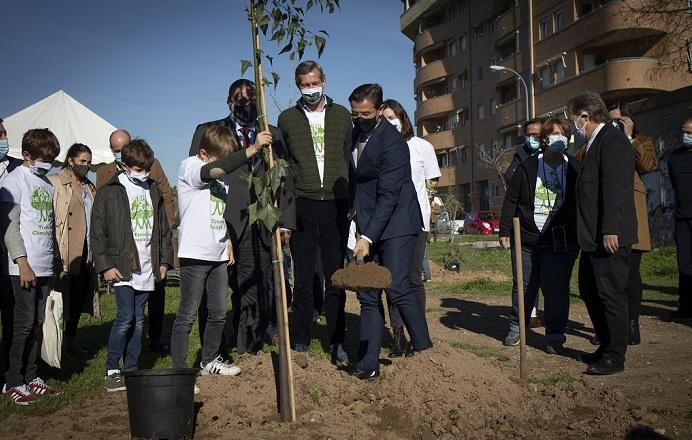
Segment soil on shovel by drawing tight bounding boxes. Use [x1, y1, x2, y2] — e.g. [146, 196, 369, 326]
[0, 344, 655, 440]
[332, 262, 392, 291]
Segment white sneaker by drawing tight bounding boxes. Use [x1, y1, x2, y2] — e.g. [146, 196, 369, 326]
[200, 356, 241, 376]
[194, 384, 200, 395]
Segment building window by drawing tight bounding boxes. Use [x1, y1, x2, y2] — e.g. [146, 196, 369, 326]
[504, 134, 514, 149]
[553, 8, 563, 31]
[460, 145, 469, 165]
[450, 148, 458, 166]
[477, 103, 485, 120]
[460, 34, 468, 51]
[555, 61, 566, 83]
[450, 76, 460, 93]
[490, 98, 497, 116]
[460, 109, 469, 126]
[438, 152, 449, 168]
[459, 71, 469, 89]
[539, 66, 550, 89]
[476, 64, 483, 81]
[539, 17, 550, 40]
[446, 38, 459, 58]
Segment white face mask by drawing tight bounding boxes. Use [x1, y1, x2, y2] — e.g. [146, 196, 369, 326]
[30, 160, 53, 177]
[127, 170, 150, 184]
[300, 86, 323, 105]
[387, 118, 402, 133]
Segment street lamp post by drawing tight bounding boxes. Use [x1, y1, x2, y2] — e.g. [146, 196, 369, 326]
[490, 65, 531, 123]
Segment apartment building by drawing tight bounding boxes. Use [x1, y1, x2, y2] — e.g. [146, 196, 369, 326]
[401, 0, 690, 212]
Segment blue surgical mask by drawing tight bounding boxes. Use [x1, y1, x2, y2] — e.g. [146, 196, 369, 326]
[683, 133, 692, 146]
[31, 160, 52, 177]
[525, 136, 540, 151]
[113, 151, 122, 164]
[571, 118, 587, 143]
[547, 134, 568, 153]
[0, 139, 9, 159]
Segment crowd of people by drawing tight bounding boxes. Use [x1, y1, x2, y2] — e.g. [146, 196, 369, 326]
[499, 95, 692, 375]
[0, 59, 690, 407]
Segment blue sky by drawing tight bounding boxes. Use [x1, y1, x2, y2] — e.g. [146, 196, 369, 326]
[0, 0, 416, 180]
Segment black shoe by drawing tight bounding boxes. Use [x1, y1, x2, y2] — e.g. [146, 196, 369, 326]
[586, 357, 624, 375]
[545, 343, 564, 355]
[671, 309, 692, 319]
[589, 335, 600, 346]
[351, 367, 379, 381]
[388, 328, 408, 358]
[629, 321, 641, 345]
[578, 349, 603, 364]
[150, 341, 170, 356]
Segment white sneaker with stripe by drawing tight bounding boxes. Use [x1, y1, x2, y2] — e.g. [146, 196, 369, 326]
[200, 356, 241, 376]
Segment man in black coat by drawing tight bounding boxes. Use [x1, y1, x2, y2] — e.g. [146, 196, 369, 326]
[189, 79, 295, 354]
[568, 91, 637, 375]
[349, 84, 432, 380]
[0, 118, 24, 384]
[503, 117, 544, 184]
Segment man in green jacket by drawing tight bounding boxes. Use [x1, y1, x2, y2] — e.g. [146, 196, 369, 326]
[278, 60, 352, 362]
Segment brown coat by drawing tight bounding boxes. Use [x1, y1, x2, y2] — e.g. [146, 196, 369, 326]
[48, 169, 100, 317]
[95, 159, 176, 228]
[631, 136, 657, 251]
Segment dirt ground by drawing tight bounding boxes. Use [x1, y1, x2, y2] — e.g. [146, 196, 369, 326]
[2, 273, 691, 440]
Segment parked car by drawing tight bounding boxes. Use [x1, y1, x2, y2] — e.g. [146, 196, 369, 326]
[436, 211, 466, 235]
[464, 211, 500, 235]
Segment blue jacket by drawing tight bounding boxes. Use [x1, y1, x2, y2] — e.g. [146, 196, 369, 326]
[350, 121, 422, 243]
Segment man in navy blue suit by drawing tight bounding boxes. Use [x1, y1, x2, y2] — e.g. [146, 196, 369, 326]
[348, 84, 433, 380]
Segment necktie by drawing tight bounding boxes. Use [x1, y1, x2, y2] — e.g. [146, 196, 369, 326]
[240, 127, 251, 149]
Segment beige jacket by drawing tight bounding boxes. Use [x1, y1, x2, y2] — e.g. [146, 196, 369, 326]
[49, 169, 100, 317]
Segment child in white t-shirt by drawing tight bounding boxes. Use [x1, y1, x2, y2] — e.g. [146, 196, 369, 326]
[91, 139, 173, 392]
[0, 128, 62, 405]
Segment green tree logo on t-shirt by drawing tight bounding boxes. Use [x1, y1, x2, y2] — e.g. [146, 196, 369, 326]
[209, 181, 226, 216]
[130, 196, 154, 230]
[31, 187, 53, 222]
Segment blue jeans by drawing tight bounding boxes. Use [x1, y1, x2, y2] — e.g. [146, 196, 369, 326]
[106, 285, 150, 373]
[508, 246, 578, 344]
[421, 248, 432, 279]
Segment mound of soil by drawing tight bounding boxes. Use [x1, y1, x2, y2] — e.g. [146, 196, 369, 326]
[4, 344, 652, 440]
[332, 262, 392, 291]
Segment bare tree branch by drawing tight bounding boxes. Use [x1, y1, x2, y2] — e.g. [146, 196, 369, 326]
[476, 144, 513, 191]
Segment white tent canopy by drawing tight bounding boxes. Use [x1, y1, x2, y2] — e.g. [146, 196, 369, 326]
[3, 90, 116, 165]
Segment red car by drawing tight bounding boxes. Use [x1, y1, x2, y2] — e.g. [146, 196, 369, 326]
[464, 211, 501, 235]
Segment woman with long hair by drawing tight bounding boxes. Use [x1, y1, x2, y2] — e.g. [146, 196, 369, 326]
[380, 98, 441, 356]
[49, 143, 98, 354]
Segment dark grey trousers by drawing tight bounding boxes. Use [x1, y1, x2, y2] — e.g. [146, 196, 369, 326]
[171, 259, 228, 368]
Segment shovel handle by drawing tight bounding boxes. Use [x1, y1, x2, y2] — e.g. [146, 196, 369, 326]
[356, 250, 364, 265]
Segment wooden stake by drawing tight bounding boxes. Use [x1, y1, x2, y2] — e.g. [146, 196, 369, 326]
[513, 217, 527, 382]
[250, 7, 296, 422]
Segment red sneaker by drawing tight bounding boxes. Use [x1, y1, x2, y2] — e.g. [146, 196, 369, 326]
[27, 377, 61, 396]
[3, 384, 39, 406]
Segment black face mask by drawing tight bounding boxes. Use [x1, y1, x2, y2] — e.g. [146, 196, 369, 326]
[353, 116, 377, 135]
[72, 164, 90, 180]
[232, 104, 258, 126]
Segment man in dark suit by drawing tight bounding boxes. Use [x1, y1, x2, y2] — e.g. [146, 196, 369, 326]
[348, 84, 433, 380]
[189, 79, 295, 354]
[0, 118, 24, 383]
[568, 91, 637, 375]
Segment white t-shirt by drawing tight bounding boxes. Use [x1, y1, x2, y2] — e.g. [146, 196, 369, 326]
[304, 107, 326, 186]
[177, 156, 229, 262]
[0, 166, 55, 277]
[408, 136, 441, 232]
[533, 154, 567, 232]
[114, 174, 155, 291]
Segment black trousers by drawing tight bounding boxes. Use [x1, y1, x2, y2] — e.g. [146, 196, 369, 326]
[65, 259, 92, 338]
[291, 198, 349, 348]
[230, 223, 271, 353]
[0, 274, 14, 384]
[388, 231, 427, 330]
[625, 250, 643, 323]
[147, 279, 167, 345]
[579, 247, 631, 365]
[675, 218, 692, 312]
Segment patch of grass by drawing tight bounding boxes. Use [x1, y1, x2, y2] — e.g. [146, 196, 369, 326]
[433, 278, 513, 297]
[427, 241, 511, 276]
[528, 371, 582, 391]
[449, 341, 509, 362]
[308, 384, 325, 407]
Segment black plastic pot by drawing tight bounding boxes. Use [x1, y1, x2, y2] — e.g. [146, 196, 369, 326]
[124, 368, 198, 440]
